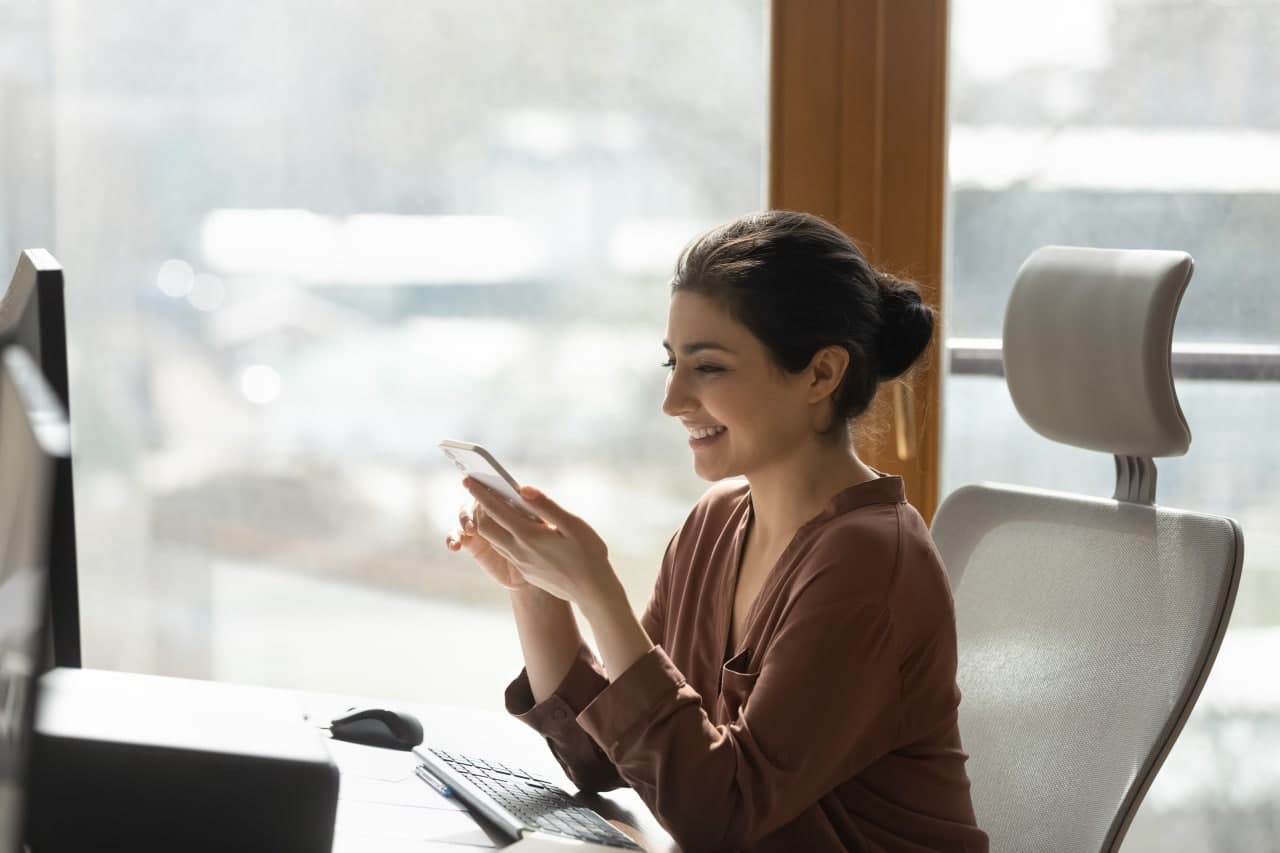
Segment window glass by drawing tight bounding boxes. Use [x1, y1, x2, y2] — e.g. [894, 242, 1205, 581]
[0, 0, 766, 706]
[949, 0, 1280, 344]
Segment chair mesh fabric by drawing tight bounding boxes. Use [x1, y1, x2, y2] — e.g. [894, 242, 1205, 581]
[933, 484, 1241, 853]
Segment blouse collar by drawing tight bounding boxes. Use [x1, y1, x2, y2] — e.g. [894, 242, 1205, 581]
[740, 470, 907, 531]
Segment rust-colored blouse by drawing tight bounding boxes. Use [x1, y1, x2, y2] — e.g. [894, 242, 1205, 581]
[505, 475, 988, 852]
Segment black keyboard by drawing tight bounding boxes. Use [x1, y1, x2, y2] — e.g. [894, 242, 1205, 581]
[415, 746, 642, 850]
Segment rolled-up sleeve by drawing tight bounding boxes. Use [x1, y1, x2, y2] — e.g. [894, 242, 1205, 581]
[505, 538, 673, 792]
[576, 590, 901, 852]
[505, 642, 627, 792]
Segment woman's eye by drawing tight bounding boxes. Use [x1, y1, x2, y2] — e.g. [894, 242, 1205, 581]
[662, 358, 724, 375]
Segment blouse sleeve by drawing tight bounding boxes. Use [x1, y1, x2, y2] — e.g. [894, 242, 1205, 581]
[575, 567, 904, 852]
[503, 533, 674, 792]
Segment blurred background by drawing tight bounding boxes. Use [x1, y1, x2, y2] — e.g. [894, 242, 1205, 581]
[0, 1, 1276, 849]
[945, 3, 1280, 849]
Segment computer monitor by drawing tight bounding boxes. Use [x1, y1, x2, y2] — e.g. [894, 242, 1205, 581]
[0, 346, 68, 851]
[0, 252, 78, 667]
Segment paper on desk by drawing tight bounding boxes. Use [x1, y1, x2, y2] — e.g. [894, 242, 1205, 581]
[507, 833, 629, 851]
[341, 774, 469, 811]
[334, 800, 498, 847]
[327, 738, 421, 782]
[326, 739, 467, 811]
[331, 834, 498, 853]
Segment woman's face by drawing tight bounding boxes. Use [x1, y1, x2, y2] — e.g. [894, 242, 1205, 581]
[662, 290, 815, 482]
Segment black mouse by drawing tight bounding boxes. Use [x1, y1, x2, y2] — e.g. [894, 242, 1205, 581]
[328, 708, 424, 751]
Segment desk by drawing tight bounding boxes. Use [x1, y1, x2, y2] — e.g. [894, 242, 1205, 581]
[33, 669, 676, 852]
[301, 686, 678, 852]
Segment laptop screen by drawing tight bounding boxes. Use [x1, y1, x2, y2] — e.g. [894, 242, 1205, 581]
[0, 346, 67, 852]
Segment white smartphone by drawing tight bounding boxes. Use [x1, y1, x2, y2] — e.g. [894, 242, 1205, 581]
[438, 439, 542, 520]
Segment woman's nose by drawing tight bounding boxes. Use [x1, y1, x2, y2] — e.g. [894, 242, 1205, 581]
[662, 373, 693, 418]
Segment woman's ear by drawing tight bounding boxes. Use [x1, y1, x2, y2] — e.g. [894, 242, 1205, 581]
[806, 345, 850, 405]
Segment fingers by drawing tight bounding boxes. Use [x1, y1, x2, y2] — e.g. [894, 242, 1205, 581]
[516, 485, 575, 532]
[445, 519, 511, 563]
[447, 500, 480, 551]
[464, 478, 542, 539]
[445, 523, 475, 552]
[457, 500, 477, 535]
[485, 537, 521, 572]
[446, 511, 488, 551]
[472, 502, 518, 553]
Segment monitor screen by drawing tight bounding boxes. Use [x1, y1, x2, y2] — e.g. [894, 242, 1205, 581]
[0, 252, 78, 668]
[0, 346, 67, 852]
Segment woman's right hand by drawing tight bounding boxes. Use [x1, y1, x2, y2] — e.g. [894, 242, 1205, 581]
[445, 501, 528, 590]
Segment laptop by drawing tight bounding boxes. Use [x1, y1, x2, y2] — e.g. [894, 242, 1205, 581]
[0, 345, 68, 852]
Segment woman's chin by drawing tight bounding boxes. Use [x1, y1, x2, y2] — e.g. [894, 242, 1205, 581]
[693, 457, 740, 482]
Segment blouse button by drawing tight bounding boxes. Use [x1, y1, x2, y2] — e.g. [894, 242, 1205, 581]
[552, 708, 568, 722]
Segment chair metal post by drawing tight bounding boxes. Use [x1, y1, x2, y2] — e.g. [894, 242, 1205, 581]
[1113, 455, 1158, 505]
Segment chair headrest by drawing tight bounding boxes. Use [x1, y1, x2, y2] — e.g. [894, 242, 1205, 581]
[1003, 246, 1192, 458]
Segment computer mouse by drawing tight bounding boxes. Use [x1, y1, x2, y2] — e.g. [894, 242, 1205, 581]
[328, 707, 424, 751]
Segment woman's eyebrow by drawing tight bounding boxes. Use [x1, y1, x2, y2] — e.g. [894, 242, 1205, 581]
[661, 340, 736, 355]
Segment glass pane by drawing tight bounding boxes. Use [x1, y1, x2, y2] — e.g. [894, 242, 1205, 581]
[1, 0, 766, 706]
[948, 0, 1280, 343]
[948, 2, 1280, 845]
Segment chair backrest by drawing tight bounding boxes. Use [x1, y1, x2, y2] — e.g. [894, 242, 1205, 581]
[932, 246, 1243, 853]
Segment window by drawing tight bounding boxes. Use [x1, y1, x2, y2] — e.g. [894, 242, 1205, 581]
[947, 1, 1280, 847]
[1, 1, 766, 706]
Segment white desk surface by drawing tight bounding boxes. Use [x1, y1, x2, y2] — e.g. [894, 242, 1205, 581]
[299, 687, 678, 853]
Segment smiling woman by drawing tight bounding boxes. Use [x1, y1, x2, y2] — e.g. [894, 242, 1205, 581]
[446, 211, 988, 852]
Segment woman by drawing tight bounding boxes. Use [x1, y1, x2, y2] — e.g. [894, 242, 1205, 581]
[445, 211, 987, 852]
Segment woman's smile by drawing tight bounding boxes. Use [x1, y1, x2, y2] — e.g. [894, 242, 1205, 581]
[685, 423, 728, 448]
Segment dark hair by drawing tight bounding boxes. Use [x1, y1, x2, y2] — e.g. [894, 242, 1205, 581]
[670, 210, 934, 437]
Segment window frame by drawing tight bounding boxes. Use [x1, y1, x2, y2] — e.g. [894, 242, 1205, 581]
[769, 0, 950, 520]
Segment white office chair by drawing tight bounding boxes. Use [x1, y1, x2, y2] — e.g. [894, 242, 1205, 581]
[932, 246, 1244, 853]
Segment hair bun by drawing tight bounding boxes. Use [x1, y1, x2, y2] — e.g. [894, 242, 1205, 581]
[875, 272, 934, 379]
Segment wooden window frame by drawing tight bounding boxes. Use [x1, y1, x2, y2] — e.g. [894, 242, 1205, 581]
[769, 0, 948, 521]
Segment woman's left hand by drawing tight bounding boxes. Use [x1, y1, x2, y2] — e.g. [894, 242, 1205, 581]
[462, 478, 621, 609]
